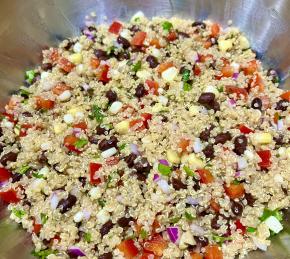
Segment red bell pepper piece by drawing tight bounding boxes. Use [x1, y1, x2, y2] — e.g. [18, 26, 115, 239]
[109, 21, 123, 34]
[89, 163, 102, 185]
[235, 219, 246, 235]
[239, 124, 254, 134]
[0, 167, 12, 183]
[131, 31, 147, 46]
[0, 189, 20, 203]
[143, 234, 167, 257]
[196, 169, 214, 184]
[117, 239, 139, 259]
[257, 150, 271, 169]
[146, 80, 159, 95]
[58, 58, 75, 73]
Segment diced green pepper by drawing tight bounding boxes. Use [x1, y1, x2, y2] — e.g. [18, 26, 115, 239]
[41, 213, 48, 225]
[17, 165, 31, 175]
[182, 69, 190, 82]
[158, 163, 172, 176]
[183, 166, 195, 177]
[140, 229, 148, 239]
[184, 211, 195, 221]
[246, 227, 256, 233]
[162, 21, 173, 31]
[74, 138, 88, 149]
[25, 70, 35, 84]
[84, 232, 92, 243]
[12, 208, 25, 219]
[183, 82, 193, 91]
[32, 172, 45, 179]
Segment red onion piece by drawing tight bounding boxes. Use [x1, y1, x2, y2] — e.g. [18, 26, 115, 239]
[228, 98, 236, 107]
[167, 226, 180, 243]
[157, 179, 171, 193]
[68, 247, 86, 257]
[158, 159, 169, 166]
[233, 72, 239, 80]
[190, 224, 205, 235]
[153, 174, 161, 182]
[50, 192, 59, 210]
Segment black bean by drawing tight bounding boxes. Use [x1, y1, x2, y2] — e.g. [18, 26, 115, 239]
[282, 187, 288, 195]
[0, 143, 3, 154]
[231, 201, 243, 217]
[117, 51, 130, 61]
[124, 153, 138, 168]
[117, 216, 134, 228]
[0, 152, 18, 166]
[198, 92, 218, 110]
[88, 135, 99, 144]
[161, 115, 168, 122]
[99, 252, 113, 259]
[213, 100, 220, 112]
[203, 144, 215, 159]
[133, 157, 152, 174]
[41, 63, 53, 71]
[199, 125, 214, 141]
[129, 25, 140, 32]
[251, 98, 262, 110]
[57, 194, 77, 213]
[215, 132, 232, 145]
[22, 112, 33, 117]
[274, 135, 284, 147]
[98, 136, 118, 151]
[179, 66, 187, 74]
[105, 90, 118, 103]
[11, 173, 22, 183]
[117, 36, 130, 49]
[100, 220, 114, 237]
[134, 83, 147, 98]
[96, 125, 107, 135]
[211, 215, 221, 229]
[244, 193, 255, 207]
[178, 31, 190, 38]
[233, 135, 248, 155]
[275, 100, 288, 111]
[94, 49, 109, 60]
[171, 178, 187, 190]
[64, 41, 73, 50]
[78, 177, 87, 187]
[193, 181, 201, 191]
[192, 21, 206, 29]
[194, 236, 209, 247]
[0, 128, 2, 138]
[146, 55, 159, 68]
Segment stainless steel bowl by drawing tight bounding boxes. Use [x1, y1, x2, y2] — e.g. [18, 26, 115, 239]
[0, 0, 289, 258]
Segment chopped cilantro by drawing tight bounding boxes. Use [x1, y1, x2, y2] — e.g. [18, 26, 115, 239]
[98, 199, 106, 208]
[182, 69, 191, 82]
[212, 234, 232, 244]
[246, 227, 256, 233]
[17, 164, 31, 175]
[183, 82, 193, 91]
[232, 179, 240, 185]
[140, 229, 148, 239]
[31, 249, 57, 259]
[12, 208, 25, 219]
[184, 211, 195, 221]
[169, 216, 181, 224]
[217, 86, 224, 93]
[118, 143, 127, 151]
[32, 172, 44, 179]
[90, 105, 105, 123]
[132, 60, 142, 72]
[183, 166, 195, 177]
[162, 21, 173, 31]
[158, 163, 172, 176]
[84, 232, 92, 243]
[74, 138, 88, 149]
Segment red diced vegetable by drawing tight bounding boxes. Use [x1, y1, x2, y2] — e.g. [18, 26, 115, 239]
[108, 21, 123, 34]
[33, 222, 42, 235]
[0, 167, 12, 183]
[35, 97, 55, 110]
[58, 58, 75, 73]
[239, 124, 254, 134]
[90, 58, 100, 69]
[105, 156, 120, 166]
[178, 138, 190, 153]
[242, 60, 258, 75]
[117, 239, 139, 259]
[221, 65, 234, 77]
[280, 91, 290, 101]
[225, 85, 248, 99]
[204, 245, 223, 259]
[52, 83, 71, 95]
[73, 122, 87, 131]
[0, 189, 20, 203]
[143, 234, 168, 256]
[98, 64, 110, 83]
[210, 199, 221, 213]
[141, 113, 152, 129]
[235, 219, 246, 235]
[19, 123, 33, 137]
[63, 135, 81, 154]
[190, 252, 203, 259]
[150, 38, 162, 49]
[167, 31, 177, 41]
[89, 163, 102, 185]
[211, 23, 220, 37]
[130, 119, 146, 131]
[146, 80, 159, 95]
[224, 183, 245, 199]
[131, 31, 147, 46]
[193, 64, 201, 76]
[249, 73, 264, 92]
[257, 150, 271, 169]
[197, 169, 214, 184]
[2, 112, 17, 123]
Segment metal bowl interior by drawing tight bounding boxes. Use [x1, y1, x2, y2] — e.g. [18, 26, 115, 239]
[0, 0, 289, 258]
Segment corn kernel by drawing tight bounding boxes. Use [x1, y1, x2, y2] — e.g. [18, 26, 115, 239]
[218, 39, 233, 52]
[179, 231, 195, 249]
[252, 132, 273, 145]
[53, 122, 66, 134]
[68, 107, 82, 116]
[166, 149, 181, 164]
[68, 53, 83, 64]
[114, 121, 129, 134]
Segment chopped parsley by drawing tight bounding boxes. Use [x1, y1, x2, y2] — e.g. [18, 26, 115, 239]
[12, 208, 25, 219]
[246, 227, 256, 233]
[132, 60, 142, 72]
[217, 86, 224, 93]
[90, 105, 105, 123]
[140, 229, 148, 239]
[184, 211, 195, 221]
[118, 143, 127, 151]
[32, 172, 45, 179]
[19, 88, 31, 99]
[25, 70, 35, 84]
[84, 232, 92, 243]
[169, 216, 181, 224]
[17, 164, 31, 175]
[212, 234, 232, 244]
[183, 166, 195, 177]
[158, 163, 172, 176]
[182, 69, 191, 82]
[98, 199, 106, 208]
[31, 249, 57, 259]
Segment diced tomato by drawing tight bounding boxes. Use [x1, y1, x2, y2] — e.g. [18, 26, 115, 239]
[274, 112, 280, 124]
[131, 31, 147, 46]
[224, 183, 245, 199]
[150, 38, 162, 49]
[199, 54, 213, 63]
[141, 113, 152, 129]
[106, 156, 120, 166]
[257, 150, 271, 169]
[204, 245, 223, 259]
[157, 62, 174, 74]
[19, 123, 34, 137]
[141, 251, 160, 259]
[90, 57, 100, 69]
[225, 85, 248, 99]
[190, 252, 203, 259]
[234, 219, 246, 235]
[204, 40, 212, 49]
[33, 222, 42, 235]
[49, 48, 59, 63]
[242, 60, 258, 76]
[210, 199, 221, 213]
[221, 65, 234, 77]
[193, 64, 201, 76]
[239, 124, 254, 134]
[121, 104, 137, 118]
[52, 83, 71, 95]
[108, 21, 122, 34]
[167, 31, 177, 41]
[2, 112, 17, 123]
[220, 57, 230, 66]
[117, 239, 139, 259]
[249, 73, 264, 91]
[0, 189, 20, 203]
[63, 135, 81, 154]
[280, 91, 290, 101]
[58, 58, 75, 73]
[197, 169, 214, 184]
[73, 121, 87, 131]
[143, 234, 168, 257]
[146, 80, 159, 95]
[130, 119, 146, 131]
[89, 162, 102, 185]
[35, 97, 55, 110]
[152, 219, 161, 234]
[0, 167, 12, 183]
[98, 64, 110, 83]
[178, 138, 190, 153]
[211, 23, 220, 37]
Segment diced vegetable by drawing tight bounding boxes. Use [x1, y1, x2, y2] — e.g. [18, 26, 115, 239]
[249, 74, 264, 91]
[35, 97, 55, 110]
[183, 82, 193, 91]
[0, 167, 12, 183]
[131, 31, 147, 46]
[17, 164, 31, 174]
[178, 138, 190, 152]
[167, 226, 179, 243]
[25, 70, 36, 84]
[158, 163, 172, 176]
[157, 62, 174, 74]
[259, 208, 283, 222]
[109, 21, 122, 34]
[242, 60, 258, 75]
[190, 252, 203, 259]
[68, 53, 83, 64]
[68, 247, 86, 257]
[31, 249, 57, 259]
[143, 234, 167, 256]
[196, 169, 214, 184]
[90, 105, 105, 123]
[239, 124, 254, 134]
[280, 91, 290, 101]
[33, 221, 42, 234]
[211, 23, 220, 37]
[210, 199, 220, 213]
[166, 31, 177, 42]
[224, 182, 245, 199]
[146, 80, 159, 95]
[58, 58, 75, 73]
[204, 245, 223, 259]
[252, 133, 272, 145]
[235, 219, 246, 235]
[0, 189, 20, 203]
[41, 213, 48, 224]
[74, 138, 88, 149]
[84, 232, 92, 243]
[117, 239, 139, 259]
[90, 57, 100, 69]
[115, 120, 130, 134]
[247, 227, 256, 233]
[166, 149, 181, 164]
[98, 64, 110, 83]
[12, 208, 25, 219]
[184, 211, 195, 221]
[218, 39, 233, 52]
[225, 85, 248, 99]
[89, 163, 102, 185]
[221, 65, 234, 77]
[150, 38, 162, 49]
[132, 60, 142, 72]
[162, 67, 178, 82]
[257, 150, 271, 169]
[183, 166, 195, 177]
[264, 216, 283, 234]
[52, 83, 71, 95]
[140, 229, 149, 239]
[162, 21, 173, 31]
[183, 154, 205, 169]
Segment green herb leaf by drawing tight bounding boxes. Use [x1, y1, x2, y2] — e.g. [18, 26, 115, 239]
[259, 208, 283, 222]
[19, 89, 31, 99]
[32, 172, 45, 179]
[169, 216, 181, 224]
[184, 211, 195, 221]
[17, 165, 31, 175]
[31, 249, 57, 259]
[162, 21, 173, 31]
[134, 17, 141, 22]
[40, 213, 48, 225]
[12, 208, 25, 219]
[84, 232, 92, 243]
[183, 82, 193, 91]
[217, 86, 224, 93]
[182, 69, 190, 82]
[140, 229, 148, 239]
[246, 227, 256, 233]
[105, 175, 113, 189]
[183, 166, 195, 177]
[212, 234, 232, 244]
[118, 143, 127, 151]
[158, 163, 172, 176]
[74, 138, 88, 149]
[232, 179, 240, 185]
[132, 60, 142, 72]
[98, 199, 106, 208]
[25, 70, 35, 84]
[107, 46, 117, 55]
[90, 105, 105, 123]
